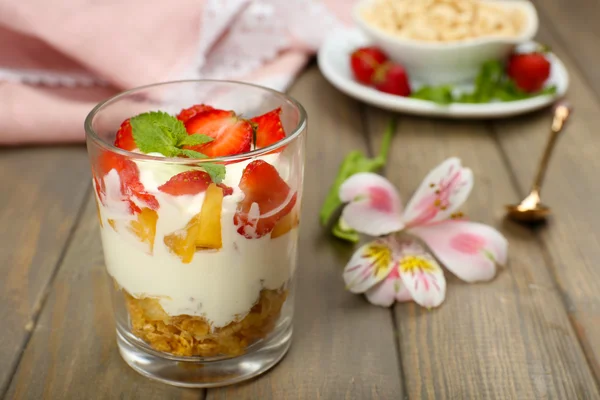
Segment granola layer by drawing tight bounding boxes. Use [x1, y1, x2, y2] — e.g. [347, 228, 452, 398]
[125, 288, 287, 357]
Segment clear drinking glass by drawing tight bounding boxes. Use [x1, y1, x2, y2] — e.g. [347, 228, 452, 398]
[85, 81, 306, 387]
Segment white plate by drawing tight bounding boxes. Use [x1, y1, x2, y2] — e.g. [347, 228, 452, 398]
[317, 28, 569, 119]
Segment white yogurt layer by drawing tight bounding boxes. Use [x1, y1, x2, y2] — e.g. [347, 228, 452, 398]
[96, 154, 299, 328]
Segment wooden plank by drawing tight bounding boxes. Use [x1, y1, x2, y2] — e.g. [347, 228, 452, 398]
[492, 23, 600, 382]
[5, 196, 203, 400]
[206, 67, 404, 399]
[365, 109, 600, 399]
[0, 146, 90, 395]
[532, 0, 600, 98]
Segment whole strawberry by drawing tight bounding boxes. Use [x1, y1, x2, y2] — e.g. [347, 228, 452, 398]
[373, 62, 412, 96]
[350, 46, 388, 84]
[507, 52, 551, 93]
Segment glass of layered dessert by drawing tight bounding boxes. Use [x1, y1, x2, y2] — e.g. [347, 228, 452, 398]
[84, 81, 306, 387]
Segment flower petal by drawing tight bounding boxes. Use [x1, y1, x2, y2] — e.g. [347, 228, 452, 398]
[410, 220, 508, 282]
[397, 240, 446, 308]
[339, 172, 404, 236]
[343, 236, 400, 293]
[403, 158, 473, 227]
[364, 267, 412, 306]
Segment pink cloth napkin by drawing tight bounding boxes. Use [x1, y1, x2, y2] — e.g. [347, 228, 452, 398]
[0, 0, 352, 145]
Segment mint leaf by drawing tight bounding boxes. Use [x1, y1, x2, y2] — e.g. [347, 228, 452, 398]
[456, 60, 504, 104]
[129, 110, 229, 183]
[411, 85, 454, 105]
[176, 149, 208, 159]
[130, 111, 188, 154]
[178, 134, 214, 147]
[201, 163, 226, 184]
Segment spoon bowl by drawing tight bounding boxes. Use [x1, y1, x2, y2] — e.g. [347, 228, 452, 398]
[505, 102, 571, 224]
[505, 203, 551, 222]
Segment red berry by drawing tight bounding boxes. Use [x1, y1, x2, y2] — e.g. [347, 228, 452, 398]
[234, 160, 297, 239]
[158, 170, 233, 196]
[507, 53, 551, 93]
[176, 104, 215, 123]
[373, 62, 411, 96]
[95, 151, 159, 213]
[113, 119, 136, 151]
[184, 109, 252, 157]
[350, 47, 388, 84]
[250, 107, 286, 149]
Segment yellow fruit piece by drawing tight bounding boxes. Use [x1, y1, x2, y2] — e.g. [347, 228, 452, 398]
[164, 184, 224, 263]
[164, 216, 201, 264]
[128, 208, 158, 253]
[271, 208, 300, 238]
[195, 184, 223, 249]
[108, 219, 117, 231]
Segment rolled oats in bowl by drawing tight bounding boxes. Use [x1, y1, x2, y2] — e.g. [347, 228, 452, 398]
[361, 0, 527, 42]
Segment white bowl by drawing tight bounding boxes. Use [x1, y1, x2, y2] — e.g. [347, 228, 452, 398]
[353, 0, 539, 85]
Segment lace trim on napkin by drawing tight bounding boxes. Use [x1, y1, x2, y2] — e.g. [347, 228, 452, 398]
[0, 67, 108, 87]
[186, 0, 343, 89]
[190, 0, 290, 81]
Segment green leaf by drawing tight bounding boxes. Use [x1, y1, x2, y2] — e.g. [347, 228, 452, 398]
[178, 133, 214, 147]
[471, 60, 504, 103]
[176, 148, 208, 159]
[332, 218, 360, 243]
[130, 111, 189, 155]
[373, 119, 396, 166]
[318, 119, 396, 227]
[319, 151, 363, 226]
[410, 85, 454, 105]
[127, 110, 228, 184]
[201, 163, 226, 184]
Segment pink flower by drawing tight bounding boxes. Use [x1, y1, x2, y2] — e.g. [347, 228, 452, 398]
[340, 158, 508, 308]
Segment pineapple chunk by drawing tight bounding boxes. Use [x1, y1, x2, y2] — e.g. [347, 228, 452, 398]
[128, 208, 158, 253]
[271, 208, 300, 238]
[195, 183, 224, 249]
[164, 215, 201, 264]
[164, 183, 224, 263]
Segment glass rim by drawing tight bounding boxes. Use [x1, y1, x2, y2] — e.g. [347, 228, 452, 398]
[84, 79, 308, 164]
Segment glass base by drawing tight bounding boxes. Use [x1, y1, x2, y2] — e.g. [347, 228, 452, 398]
[116, 320, 292, 388]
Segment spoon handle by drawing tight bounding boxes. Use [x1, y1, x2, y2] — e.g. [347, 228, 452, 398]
[531, 104, 571, 192]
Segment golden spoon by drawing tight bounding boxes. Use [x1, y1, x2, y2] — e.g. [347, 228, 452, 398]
[506, 102, 572, 223]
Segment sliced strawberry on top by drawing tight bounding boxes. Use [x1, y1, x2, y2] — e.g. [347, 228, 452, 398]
[95, 151, 159, 213]
[158, 170, 233, 196]
[234, 160, 297, 239]
[113, 119, 136, 151]
[184, 109, 252, 157]
[176, 104, 215, 123]
[250, 107, 286, 149]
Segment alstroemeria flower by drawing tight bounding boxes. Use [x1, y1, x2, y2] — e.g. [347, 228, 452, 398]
[340, 157, 508, 308]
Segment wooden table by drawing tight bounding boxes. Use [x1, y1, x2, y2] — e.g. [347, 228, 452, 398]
[2, 6, 600, 399]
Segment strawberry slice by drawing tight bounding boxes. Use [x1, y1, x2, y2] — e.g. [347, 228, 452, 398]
[184, 109, 252, 157]
[234, 160, 297, 238]
[158, 170, 233, 196]
[176, 104, 215, 123]
[113, 119, 136, 151]
[250, 108, 286, 149]
[95, 151, 159, 213]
